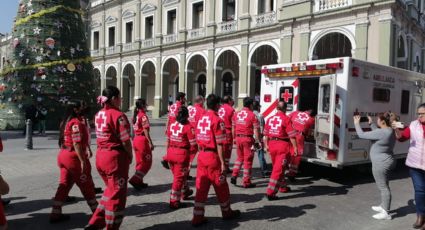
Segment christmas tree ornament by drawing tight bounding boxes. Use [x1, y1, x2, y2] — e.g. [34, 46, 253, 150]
[67, 63, 76, 72]
[18, 104, 23, 109]
[33, 27, 41, 35]
[35, 56, 43, 62]
[19, 4, 26, 13]
[13, 38, 20, 48]
[45, 37, 55, 49]
[27, 9, 34, 15]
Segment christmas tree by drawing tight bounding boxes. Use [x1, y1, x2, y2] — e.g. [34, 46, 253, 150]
[0, 0, 99, 130]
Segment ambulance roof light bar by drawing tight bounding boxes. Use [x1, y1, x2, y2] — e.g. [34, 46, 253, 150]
[261, 61, 343, 77]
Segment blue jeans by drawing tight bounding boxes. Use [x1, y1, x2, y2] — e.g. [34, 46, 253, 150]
[256, 149, 268, 173]
[410, 167, 425, 215]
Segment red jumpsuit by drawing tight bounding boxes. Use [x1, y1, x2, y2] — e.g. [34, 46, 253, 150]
[188, 103, 205, 165]
[88, 105, 131, 230]
[218, 103, 235, 169]
[129, 110, 152, 186]
[0, 201, 4, 227]
[166, 121, 197, 207]
[193, 110, 235, 224]
[288, 111, 315, 177]
[264, 111, 296, 197]
[231, 108, 259, 187]
[167, 100, 183, 129]
[51, 117, 97, 218]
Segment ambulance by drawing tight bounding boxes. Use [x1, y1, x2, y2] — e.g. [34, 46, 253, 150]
[260, 57, 425, 168]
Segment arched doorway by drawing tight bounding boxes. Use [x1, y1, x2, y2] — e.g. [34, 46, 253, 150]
[222, 71, 234, 97]
[106, 66, 117, 87]
[312, 32, 352, 60]
[122, 64, 135, 112]
[187, 55, 207, 102]
[162, 58, 179, 114]
[216, 50, 239, 102]
[141, 61, 156, 110]
[250, 45, 278, 99]
[93, 68, 101, 96]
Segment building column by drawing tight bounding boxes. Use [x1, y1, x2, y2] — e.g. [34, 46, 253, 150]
[354, 21, 369, 60]
[378, 16, 394, 66]
[153, 56, 162, 118]
[134, 60, 141, 99]
[299, 31, 310, 61]
[179, 0, 187, 42]
[206, 49, 215, 95]
[280, 31, 293, 63]
[239, 0, 250, 30]
[179, 53, 187, 94]
[117, 62, 123, 96]
[101, 12, 106, 56]
[155, 0, 163, 46]
[135, 2, 142, 42]
[238, 43, 249, 108]
[206, 0, 216, 36]
[117, 5, 123, 51]
[100, 64, 106, 90]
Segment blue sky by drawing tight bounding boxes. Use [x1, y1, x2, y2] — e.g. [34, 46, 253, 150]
[0, 1, 19, 35]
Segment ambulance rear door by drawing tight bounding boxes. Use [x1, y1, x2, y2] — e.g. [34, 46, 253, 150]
[315, 74, 337, 150]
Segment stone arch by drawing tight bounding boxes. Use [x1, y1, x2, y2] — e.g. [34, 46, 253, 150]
[249, 44, 279, 99]
[105, 66, 117, 87]
[215, 50, 239, 102]
[187, 54, 207, 103]
[309, 28, 356, 60]
[141, 60, 156, 110]
[122, 63, 135, 112]
[195, 72, 207, 99]
[221, 69, 236, 99]
[162, 57, 180, 115]
[93, 68, 102, 96]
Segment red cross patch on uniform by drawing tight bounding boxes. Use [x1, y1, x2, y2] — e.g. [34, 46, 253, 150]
[72, 124, 79, 133]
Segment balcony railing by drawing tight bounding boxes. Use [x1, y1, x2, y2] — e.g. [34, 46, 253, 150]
[123, 42, 138, 52]
[141, 39, 154, 48]
[163, 34, 177, 44]
[106, 46, 117, 55]
[252, 11, 277, 28]
[90, 50, 100, 57]
[217, 20, 237, 34]
[91, 0, 103, 7]
[187, 28, 205, 40]
[315, 0, 352, 12]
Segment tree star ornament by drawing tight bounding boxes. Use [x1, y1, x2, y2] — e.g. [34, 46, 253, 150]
[35, 56, 43, 62]
[33, 27, 41, 35]
[27, 9, 34, 15]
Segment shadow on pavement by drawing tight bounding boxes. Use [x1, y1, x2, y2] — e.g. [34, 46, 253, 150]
[128, 183, 172, 196]
[7, 212, 90, 230]
[391, 199, 416, 219]
[126, 202, 179, 217]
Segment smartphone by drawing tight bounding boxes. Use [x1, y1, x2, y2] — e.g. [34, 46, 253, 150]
[359, 117, 369, 122]
[394, 121, 404, 129]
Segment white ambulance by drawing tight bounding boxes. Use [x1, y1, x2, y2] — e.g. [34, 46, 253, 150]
[260, 57, 425, 168]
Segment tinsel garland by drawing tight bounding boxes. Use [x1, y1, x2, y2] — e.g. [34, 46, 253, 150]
[0, 57, 92, 75]
[15, 5, 83, 26]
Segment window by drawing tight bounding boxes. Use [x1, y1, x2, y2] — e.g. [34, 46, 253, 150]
[145, 16, 154, 39]
[222, 72, 233, 97]
[108, 27, 115, 47]
[401, 90, 410, 114]
[258, 0, 274, 14]
[192, 2, 204, 29]
[197, 74, 206, 98]
[321, 84, 331, 113]
[373, 88, 391, 103]
[125, 22, 133, 43]
[222, 0, 235, 21]
[93, 31, 99, 50]
[397, 35, 407, 69]
[167, 10, 177, 34]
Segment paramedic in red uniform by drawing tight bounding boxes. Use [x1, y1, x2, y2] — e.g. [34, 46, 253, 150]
[218, 95, 235, 172]
[230, 97, 260, 188]
[86, 86, 133, 230]
[288, 109, 315, 181]
[0, 135, 9, 230]
[187, 96, 205, 178]
[162, 92, 187, 168]
[263, 101, 298, 200]
[129, 99, 154, 190]
[192, 94, 240, 227]
[50, 100, 98, 223]
[166, 106, 196, 209]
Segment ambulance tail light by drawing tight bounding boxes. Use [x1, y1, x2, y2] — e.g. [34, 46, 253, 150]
[326, 63, 343, 69]
[264, 94, 272, 102]
[352, 67, 359, 77]
[326, 150, 337, 161]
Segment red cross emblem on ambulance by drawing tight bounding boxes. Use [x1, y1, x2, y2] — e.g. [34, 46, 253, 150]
[170, 122, 183, 136]
[269, 117, 282, 130]
[237, 110, 248, 121]
[197, 116, 211, 134]
[281, 89, 293, 103]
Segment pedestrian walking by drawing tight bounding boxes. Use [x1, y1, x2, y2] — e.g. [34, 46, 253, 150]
[393, 103, 425, 228]
[37, 104, 48, 135]
[354, 113, 396, 220]
[287, 109, 315, 181]
[252, 101, 270, 177]
[230, 97, 260, 188]
[86, 86, 133, 230]
[218, 95, 235, 172]
[49, 101, 98, 223]
[192, 94, 240, 226]
[166, 106, 196, 209]
[129, 99, 154, 190]
[187, 96, 205, 179]
[23, 103, 37, 135]
[263, 101, 297, 200]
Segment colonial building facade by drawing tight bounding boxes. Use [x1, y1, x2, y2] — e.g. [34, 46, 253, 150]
[85, 0, 425, 118]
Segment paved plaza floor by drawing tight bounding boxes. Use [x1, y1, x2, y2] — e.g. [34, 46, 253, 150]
[0, 127, 417, 230]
